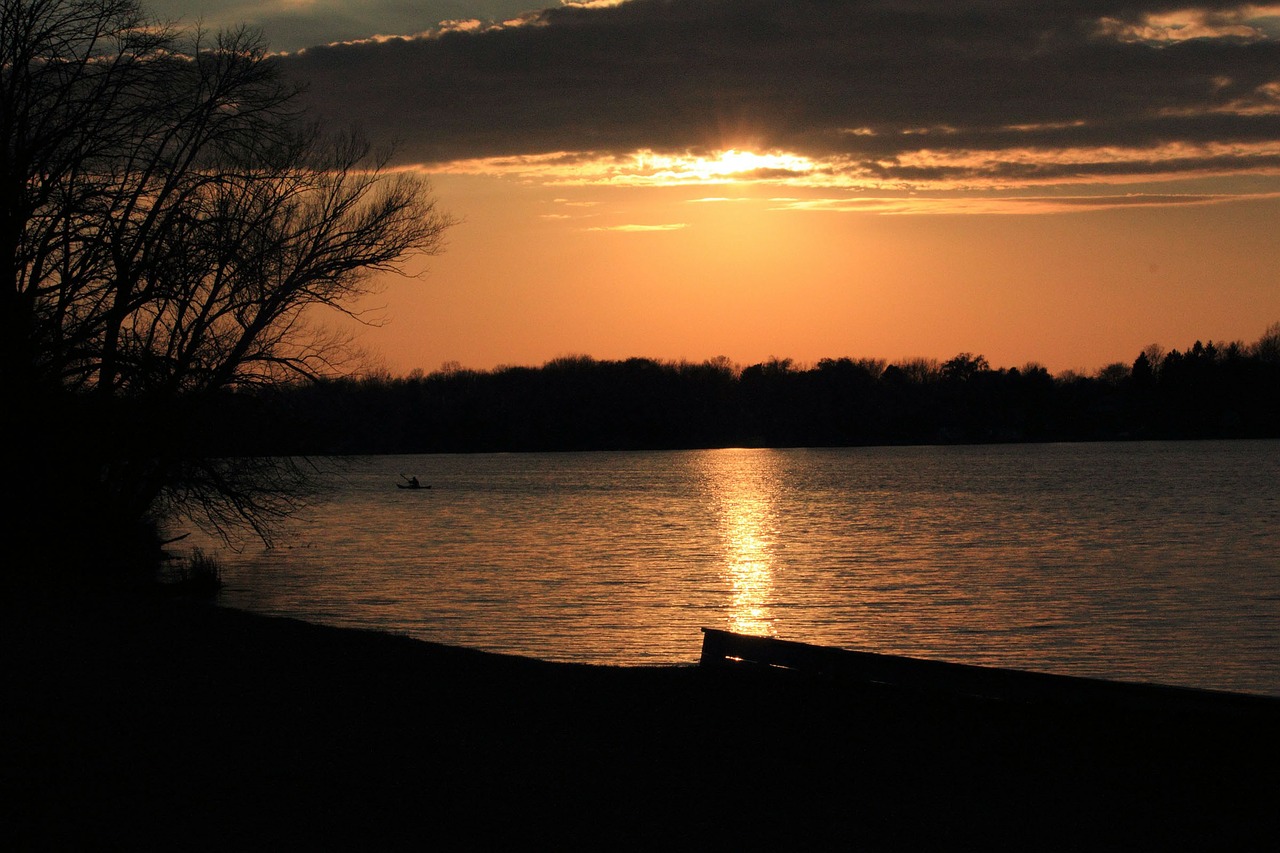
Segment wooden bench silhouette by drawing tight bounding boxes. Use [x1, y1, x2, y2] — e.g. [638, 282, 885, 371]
[699, 627, 1279, 717]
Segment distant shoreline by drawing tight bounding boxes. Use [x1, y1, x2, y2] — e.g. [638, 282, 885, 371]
[196, 348, 1280, 456]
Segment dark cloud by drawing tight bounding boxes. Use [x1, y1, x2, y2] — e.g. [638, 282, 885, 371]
[277, 0, 1280, 183]
[150, 2, 543, 53]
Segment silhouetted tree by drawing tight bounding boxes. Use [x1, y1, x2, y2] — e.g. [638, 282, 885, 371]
[1097, 362, 1131, 387]
[2, 0, 452, 576]
[941, 352, 990, 382]
[1253, 322, 1280, 364]
[1131, 351, 1155, 387]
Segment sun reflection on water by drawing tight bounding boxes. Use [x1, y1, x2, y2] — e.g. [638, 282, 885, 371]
[198, 444, 1280, 692]
[702, 450, 782, 636]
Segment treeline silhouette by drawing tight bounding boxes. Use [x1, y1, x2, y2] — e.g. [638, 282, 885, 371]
[203, 330, 1280, 455]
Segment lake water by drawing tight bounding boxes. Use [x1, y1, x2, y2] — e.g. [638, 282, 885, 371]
[192, 441, 1280, 697]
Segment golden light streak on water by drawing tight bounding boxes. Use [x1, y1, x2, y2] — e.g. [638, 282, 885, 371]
[726, 494, 775, 635]
[702, 450, 781, 636]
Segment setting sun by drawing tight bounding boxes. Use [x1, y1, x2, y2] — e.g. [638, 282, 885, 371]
[631, 148, 818, 185]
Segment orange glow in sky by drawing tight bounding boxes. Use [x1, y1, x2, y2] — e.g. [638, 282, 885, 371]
[346, 163, 1280, 378]
[217, 0, 1280, 378]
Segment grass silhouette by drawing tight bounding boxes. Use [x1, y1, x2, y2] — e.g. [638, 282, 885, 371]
[4, 591, 1276, 849]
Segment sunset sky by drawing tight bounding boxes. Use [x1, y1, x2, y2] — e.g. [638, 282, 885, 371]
[159, 1, 1280, 376]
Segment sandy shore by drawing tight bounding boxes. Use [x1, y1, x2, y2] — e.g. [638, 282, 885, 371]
[4, 590, 1277, 850]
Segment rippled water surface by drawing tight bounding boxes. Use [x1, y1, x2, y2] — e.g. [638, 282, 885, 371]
[195, 441, 1280, 696]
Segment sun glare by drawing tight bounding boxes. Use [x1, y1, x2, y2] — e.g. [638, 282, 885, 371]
[633, 149, 817, 185]
[435, 148, 820, 187]
[433, 134, 1280, 197]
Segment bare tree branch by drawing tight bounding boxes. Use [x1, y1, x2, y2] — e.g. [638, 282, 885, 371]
[2, 0, 454, 573]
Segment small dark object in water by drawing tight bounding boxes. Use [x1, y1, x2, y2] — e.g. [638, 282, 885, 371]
[396, 480, 430, 489]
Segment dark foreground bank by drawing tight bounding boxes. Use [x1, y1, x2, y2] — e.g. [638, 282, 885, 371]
[4, 592, 1278, 851]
